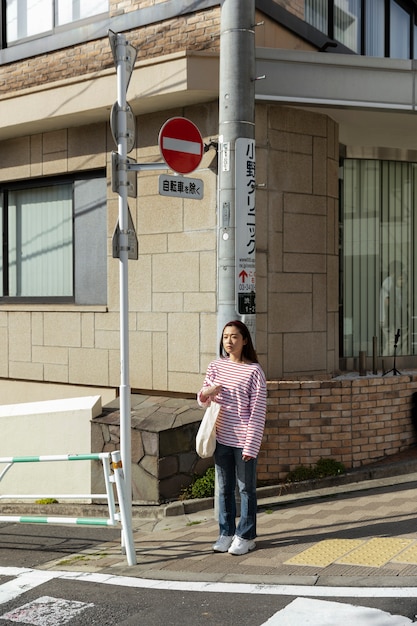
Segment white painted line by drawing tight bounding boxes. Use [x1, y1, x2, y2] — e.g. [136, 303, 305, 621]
[99, 576, 417, 599]
[0, 595, 94, 625]
[0, 568, 31, 577]
[162, 137, 201, 155]
[1, 567, 417, 600]
[262, 598, 416, 625]
[0, 571, 58, 605]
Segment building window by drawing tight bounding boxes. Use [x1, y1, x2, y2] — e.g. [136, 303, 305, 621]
[6, 0, 108, 44]
[56, 0, 108, 26]
[0, 171, 107, 305]
[7, 184, 73, 297]
[335, 0, 361, 53]
[390, 0, 411, 59]
[305, 0, 416, 58]
[305, 0, 328, 32]
[341, 159, 417, 359]
[365, 0, 385, 56]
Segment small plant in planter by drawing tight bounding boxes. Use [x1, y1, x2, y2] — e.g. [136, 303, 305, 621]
[180, 466, 215, 500]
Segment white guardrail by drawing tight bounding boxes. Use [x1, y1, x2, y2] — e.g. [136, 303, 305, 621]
[0, 450, 136, 566]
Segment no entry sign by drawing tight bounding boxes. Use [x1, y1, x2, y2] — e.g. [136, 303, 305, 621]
[159, 117, 204, 175]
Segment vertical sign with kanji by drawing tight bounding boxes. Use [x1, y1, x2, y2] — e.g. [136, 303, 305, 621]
[235, 138, 256, 315]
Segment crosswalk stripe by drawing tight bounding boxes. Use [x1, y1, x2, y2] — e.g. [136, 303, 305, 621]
[1, 596, 94, 625]
[0, 570, 58, 605]
[262, 598, 416, 626]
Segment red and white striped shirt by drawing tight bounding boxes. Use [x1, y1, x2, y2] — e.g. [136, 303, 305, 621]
[198, 357, 266, 458]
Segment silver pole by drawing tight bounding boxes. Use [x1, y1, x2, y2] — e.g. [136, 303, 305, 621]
[111, 451, 136, 566]
[215, 0, 256, 522]
[115, 34, 133, 524]
[217, 0, 256, 341]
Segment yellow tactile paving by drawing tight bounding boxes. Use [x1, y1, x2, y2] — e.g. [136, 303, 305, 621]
[338, 537, 414, 568]
[391, 542, 417, 565]
[284, 538, 417, 568]
[284, 539, 364, 567]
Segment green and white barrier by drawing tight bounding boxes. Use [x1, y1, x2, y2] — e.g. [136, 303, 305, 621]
[0, 451, 136, 566]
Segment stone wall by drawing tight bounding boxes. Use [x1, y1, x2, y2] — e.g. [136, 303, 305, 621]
[92, 376, 417, 504]
[92, 393, 212, 504]
[260, 374, 417, 484]
[255, 104, 340, 380]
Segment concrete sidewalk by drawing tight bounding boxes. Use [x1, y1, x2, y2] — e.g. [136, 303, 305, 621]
[39, 453, 417, 587]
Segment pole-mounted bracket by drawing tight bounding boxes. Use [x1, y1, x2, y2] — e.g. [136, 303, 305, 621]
[204, 140, 219, 154]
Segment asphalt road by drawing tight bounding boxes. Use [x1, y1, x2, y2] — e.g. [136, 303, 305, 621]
[1, 522, 417, 625]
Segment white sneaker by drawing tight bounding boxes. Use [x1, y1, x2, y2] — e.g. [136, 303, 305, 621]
[228, 536, 256, 556]
[212, 535, 234, 552]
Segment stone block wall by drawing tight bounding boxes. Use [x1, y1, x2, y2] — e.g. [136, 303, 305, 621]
[259, 375, 417, 484]
[255, 103, 340, 380]
[92, 393, 212, 504]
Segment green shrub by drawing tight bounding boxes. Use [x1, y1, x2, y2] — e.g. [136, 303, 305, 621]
[181, 466, 215, 500]
[286, 465, 317, 483]
[285, 458, 345, 483]
[314, 457, 345, 478]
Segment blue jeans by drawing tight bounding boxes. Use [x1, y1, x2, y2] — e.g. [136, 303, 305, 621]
[214, 442, 258, 540]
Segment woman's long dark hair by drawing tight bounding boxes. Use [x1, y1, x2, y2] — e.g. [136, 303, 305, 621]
[219, 320, 259, 363]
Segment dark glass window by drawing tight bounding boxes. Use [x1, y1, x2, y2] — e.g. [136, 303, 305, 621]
[341, 159, 417, 358]
[0, 171, 107, 305]
[305, 0, 416, 58]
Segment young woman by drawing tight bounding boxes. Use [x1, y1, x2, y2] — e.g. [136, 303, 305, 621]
[197, 320, 267, 556]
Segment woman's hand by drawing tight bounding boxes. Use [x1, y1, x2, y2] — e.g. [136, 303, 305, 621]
[202, 384, 222, 399]
[242, 454, 254, 462]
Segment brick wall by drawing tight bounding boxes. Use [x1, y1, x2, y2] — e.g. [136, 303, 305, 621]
[0, 6, 220, 96]
[110, 0, 170, 16]
[258, 375, 417, 483]
[272, 0, 304, 20]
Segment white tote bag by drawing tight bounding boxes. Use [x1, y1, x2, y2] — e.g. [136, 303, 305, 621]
[196, 401, 221, 458]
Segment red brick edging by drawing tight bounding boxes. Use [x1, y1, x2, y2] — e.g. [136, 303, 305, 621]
[259, 375, 417, 483]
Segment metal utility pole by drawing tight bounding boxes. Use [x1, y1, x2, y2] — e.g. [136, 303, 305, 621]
[109, 30, 137, 566]
[217, 0, 256, 342]
[215, 0, 256, 522]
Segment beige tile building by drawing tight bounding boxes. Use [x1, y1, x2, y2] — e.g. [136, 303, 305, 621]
[0, 0, 416, 404]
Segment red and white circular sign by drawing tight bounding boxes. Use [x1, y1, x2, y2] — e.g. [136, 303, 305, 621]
[158, 117, 204, 175]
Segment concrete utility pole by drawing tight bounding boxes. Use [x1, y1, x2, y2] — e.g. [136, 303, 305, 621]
[215, 0, 257, 521]
[217, 0, 256, 342]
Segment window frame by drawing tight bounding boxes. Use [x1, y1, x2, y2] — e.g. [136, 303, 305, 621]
[3, 0, 108, 48]
[305, 0, 417, 58]
[340, 157, 417, 359]
[0, 169, 107, 306]
[389, 0, 414, 58]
